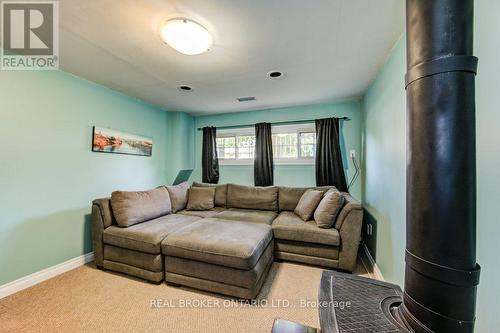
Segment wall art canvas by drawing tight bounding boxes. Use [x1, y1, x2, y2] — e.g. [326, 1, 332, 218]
[92, 126, 152, 156]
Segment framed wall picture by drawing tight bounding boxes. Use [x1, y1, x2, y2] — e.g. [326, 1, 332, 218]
[92, 126, 152, 156]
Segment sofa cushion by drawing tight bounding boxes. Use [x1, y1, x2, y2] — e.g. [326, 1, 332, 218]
[110, 187, 171, 227]
[314, 188, 345, 228]
[214, 208, 277, 225]
[334, 192, 363, 230]
[103, 214, 201, 254]
[165, 242, 273, 289]
[278, 186, 338, 211]
[186, 187, 215, 210]
[192, 182, 227, 207]
[274, 239, 339, 260]
[165, 182, 189, 213]
[177, 207, 226, 219]
[103, 245, 163, 272]
[294, 189, 323, 221]
[278, 187, 308, 211]
[162, 218, 273, 270]
[226, 184, 278, 212]
[272, 211, 340, 246]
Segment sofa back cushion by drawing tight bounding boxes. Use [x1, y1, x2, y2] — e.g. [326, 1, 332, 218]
[278, 187, 308, 211]
[278, 186, 337, 211]
[226, 184, 278, 212]
[110, 187, 171, 227]
[166, 182, 190, 213]
[186, 187, 216, 211]
[191, 182, 227, 207]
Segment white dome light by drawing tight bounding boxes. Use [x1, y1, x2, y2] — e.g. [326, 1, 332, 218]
[160, 18, 212, 55]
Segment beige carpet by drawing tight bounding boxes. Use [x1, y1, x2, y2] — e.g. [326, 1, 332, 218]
[0, 259, 369, 333]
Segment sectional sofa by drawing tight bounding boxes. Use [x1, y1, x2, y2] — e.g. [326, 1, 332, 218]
[92, 182, 363, 298]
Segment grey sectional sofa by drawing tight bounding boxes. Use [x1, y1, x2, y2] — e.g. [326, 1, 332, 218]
[92, 182, 363, 298]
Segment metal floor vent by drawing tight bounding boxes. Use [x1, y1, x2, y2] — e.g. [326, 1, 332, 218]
[319, 271, 410, 333]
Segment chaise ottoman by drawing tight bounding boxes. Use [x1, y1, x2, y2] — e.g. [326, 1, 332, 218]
[161, 218, 274, 299]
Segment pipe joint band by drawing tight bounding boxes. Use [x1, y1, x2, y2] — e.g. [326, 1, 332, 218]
[405, 55, 478, 88]
[405, 251, 481, 287]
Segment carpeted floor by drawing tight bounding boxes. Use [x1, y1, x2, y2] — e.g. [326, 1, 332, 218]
[0, 259, 370, 333]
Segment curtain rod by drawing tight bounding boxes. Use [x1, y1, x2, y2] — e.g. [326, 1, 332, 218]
[196, 117, 351, 131]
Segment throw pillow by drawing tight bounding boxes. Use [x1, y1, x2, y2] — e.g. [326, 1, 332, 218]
[192, 182, 227, 207]
[294, 189, 324, 221]
[166, 181, 190, 213]
[314, 188, 345, 228]
[187, 187, 216, 210]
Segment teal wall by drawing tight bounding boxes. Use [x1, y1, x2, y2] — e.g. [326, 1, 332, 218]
[191, 101, 363, 199]
[165, 112, 195, 184]
[361, 1, 500, 330]
[0, 70, 174, 285]
[361, 36, 406, 284]
[474, 1, 500, 330]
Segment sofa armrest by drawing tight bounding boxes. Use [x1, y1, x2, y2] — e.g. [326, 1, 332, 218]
[92, 198, 113, 268]
[336, 193, 363, 272]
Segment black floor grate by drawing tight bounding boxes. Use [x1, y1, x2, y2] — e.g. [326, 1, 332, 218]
[319, 271, 408, 333]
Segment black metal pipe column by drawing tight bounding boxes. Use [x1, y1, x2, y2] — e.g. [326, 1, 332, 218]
[401, 0, 481, 332]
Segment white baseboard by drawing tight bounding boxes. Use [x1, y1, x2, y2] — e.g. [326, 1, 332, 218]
[0, 252, 94, 299]
[362, 245, 385, 281]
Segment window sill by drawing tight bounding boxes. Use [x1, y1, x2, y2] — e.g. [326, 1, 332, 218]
[219, 159, 315, 166]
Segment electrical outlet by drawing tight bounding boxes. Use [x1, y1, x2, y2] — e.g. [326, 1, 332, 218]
[366, 224, 373, 236]
[350, 149, 356, 158]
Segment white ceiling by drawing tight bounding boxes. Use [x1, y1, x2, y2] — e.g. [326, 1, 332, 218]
[59, 0, 405, 115]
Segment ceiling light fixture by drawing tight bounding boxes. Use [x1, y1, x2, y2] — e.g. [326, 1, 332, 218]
[160, 18, 212, 55]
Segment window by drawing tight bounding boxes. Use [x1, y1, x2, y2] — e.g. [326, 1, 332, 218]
[216, 123, 316, 165]
[272, 124, 316, 164]
[272, 133, 298, 159]
[216, 137, 236, 159]
[216, 127, 255, 164]
[299, 132, 316, 158]
[236, 135, 255, 159]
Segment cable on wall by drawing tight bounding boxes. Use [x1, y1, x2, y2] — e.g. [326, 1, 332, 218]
[347, 155, 360, 190]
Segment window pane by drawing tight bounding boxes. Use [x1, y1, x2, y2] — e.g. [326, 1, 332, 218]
[216, 137, 236, 159]
[236, 135, 255, 159]
[299, 132, 316, 158]
[300, 144, 315, 158]
[272, 133, 298, 158]
[300, 132, 316, 145]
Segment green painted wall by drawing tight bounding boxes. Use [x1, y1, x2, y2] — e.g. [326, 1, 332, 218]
[361, 1, 500, 330]
[0, 70, 172, 285]
[165, 112, 195, 184]
[474, 1, 500, 330]
[361, 36, 406, 283]
[191, 101, 363, 199]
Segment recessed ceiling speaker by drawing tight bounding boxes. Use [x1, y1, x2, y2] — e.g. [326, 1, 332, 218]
[267, 70, 284, 79]
[178, 85, 193, 92]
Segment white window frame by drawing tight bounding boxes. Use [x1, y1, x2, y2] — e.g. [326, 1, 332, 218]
[216, 123, 316, 166]
[272, 123, 316, 165]
[217, 127, 255, 165]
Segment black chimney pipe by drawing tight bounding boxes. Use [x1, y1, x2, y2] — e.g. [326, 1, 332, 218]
[399, 0, 481, 332]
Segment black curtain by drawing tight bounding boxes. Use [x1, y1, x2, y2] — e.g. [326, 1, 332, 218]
[254, 122, 274, 186]
[315, 118, 348, 191]
[202, 127, 219, 184]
